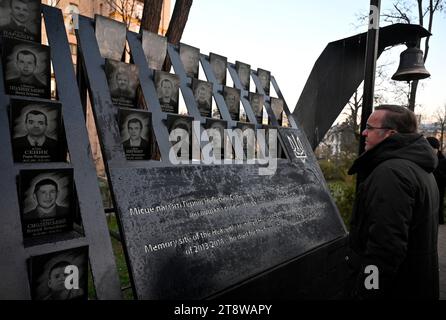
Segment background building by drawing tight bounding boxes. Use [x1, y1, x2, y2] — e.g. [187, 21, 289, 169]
[44, 0, 171, 176]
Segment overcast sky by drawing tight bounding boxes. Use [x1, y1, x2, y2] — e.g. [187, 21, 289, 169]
[179, 0, 446, 120]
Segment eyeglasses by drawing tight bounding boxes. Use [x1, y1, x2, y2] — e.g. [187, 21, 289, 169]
[365, 124, 394, 131]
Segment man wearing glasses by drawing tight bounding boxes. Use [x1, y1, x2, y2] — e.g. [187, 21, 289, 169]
[346, 104, 439, 299]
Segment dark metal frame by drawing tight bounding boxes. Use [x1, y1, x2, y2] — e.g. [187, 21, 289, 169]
[0, 5, 122, 299]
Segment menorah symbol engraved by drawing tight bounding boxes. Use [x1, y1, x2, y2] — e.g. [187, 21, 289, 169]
[287, 134, 306, 159]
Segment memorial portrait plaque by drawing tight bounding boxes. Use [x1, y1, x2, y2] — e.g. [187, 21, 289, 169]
[249, 92, 264, 124]
[105, 59, 140, 108]
[236, 122, 256, 160]
[205, 118, 228, 160]
[270, 97, 284, 126]
[154, 70, 179, 114]
[209, 53, 227, 85]
[235, 61, 251, 91]
[167, 114, 192, 160]
[95, 15, 126, 60]
[118, 108, 152, 161]
[19, 168, 74, 239]
[0, 0, 41, 42]
[109, 157, 346, 299]
[2, 38, 50, 98]
[262, 124, 286, 159]
[223, 86, 240, 121]
[257, 68, 271, 96]
[192, 78, 212, 118]
[28, 246, 88, 300]
[179, 43, 200, 78]
[10, 98, 66, 163]
[141, 29, 167, 71]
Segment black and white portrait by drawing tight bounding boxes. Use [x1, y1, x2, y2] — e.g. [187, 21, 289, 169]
[223, 86, 240, 121]
[192, 79, 212, 118]
[118, 108, 152, 161]
[10, 99, 65, 163]
[0, 0, 41, 42]
[237, 122, 256, 160]
[19, 168, 74, 238]
[235, 61, 251, 91]
[2, 38, 50, 98]
[257, 68, 271, 96]
[179, 43, 200, 79]
[154, 70, 179, 114]
[168, 114, 192, 160]
[141, 29, 167, 71]
[209, 53, 227, 85]
[270, 97, 284, 126]
[29, 246, 88, 300]
[249, 92, 264, 124]
[95, 15, 126, 60]
[205, 119, 227, 160]
[105, 59, 140, 108]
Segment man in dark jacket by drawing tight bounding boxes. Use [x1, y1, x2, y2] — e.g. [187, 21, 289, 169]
[427, 136, 446, 225]
[347, 104, 439, 299]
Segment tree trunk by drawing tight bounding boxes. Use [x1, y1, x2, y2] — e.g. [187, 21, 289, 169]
[163, 0, 194, 71]
[408, 80, 419, 111]
[141, 0, 164, 33]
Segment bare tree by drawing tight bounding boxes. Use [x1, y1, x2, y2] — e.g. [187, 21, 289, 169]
[140, 0, 164, 33]
[163, 0, 194, 71]
[434, 104, 446, 151]
[382, 0, 445, 111]
[105, 0, 139, 28]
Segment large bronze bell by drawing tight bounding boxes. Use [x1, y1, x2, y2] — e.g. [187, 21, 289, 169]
[392, 44, 430, 81]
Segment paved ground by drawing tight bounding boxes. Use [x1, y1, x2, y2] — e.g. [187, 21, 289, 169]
[439, 224, 446, 300]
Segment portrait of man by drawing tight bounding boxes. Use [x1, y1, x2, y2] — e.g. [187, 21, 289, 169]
[209, 53, 227, 85]
[235, 61, 251, 91]
[257, 68, 271, 96]
[105, 59, 140, 108]
[29, 246, 88, 300]
[141, 29, 167, 71]
[167, 114, 192, 160]
[0, 0, 41, 42]
[223, 86, 240, 121]
[249, 92, 264, 124]
[95, 14, 126, 60]
[192, 79, 212, 118]
[205, 119, 228, 160]
[2, 38, 50, 98]
[19, 169, 74, 238]
[155, 71, 179, 114]
[270, 97, 284, 126]
[236, 122, 256, 161]
[119, 108, 152, 161]
[179, 43, 200, 78]
[10, 99, 64, 162]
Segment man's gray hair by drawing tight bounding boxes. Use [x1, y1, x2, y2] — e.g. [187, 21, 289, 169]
[375, 104, 418, 133]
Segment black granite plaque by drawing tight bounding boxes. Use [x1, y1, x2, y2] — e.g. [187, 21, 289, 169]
[235, 61, 250, 91]
[154, 71, 179, 114]
[0, 0, 41, 43]
[223, 86, 240, 121]
[2, 38, 51, 98]
[110, 159, 345, 299]
[270, 97, 284, 126]
[249, 92, 264, 124]
[105, 59, 140, 108]
[209, 53, 226, 85]
[10, 98, 66, 162]
[118, 108, 152, 160]
[94, 15, 126, 60]
[257, 68, 270, 96]
[192, 79, 212, 118]
[28, 246, 88, 300]
[179, 43, 200, 78]
[19, 168, 74, 239]
[141, 29, 167, 71]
